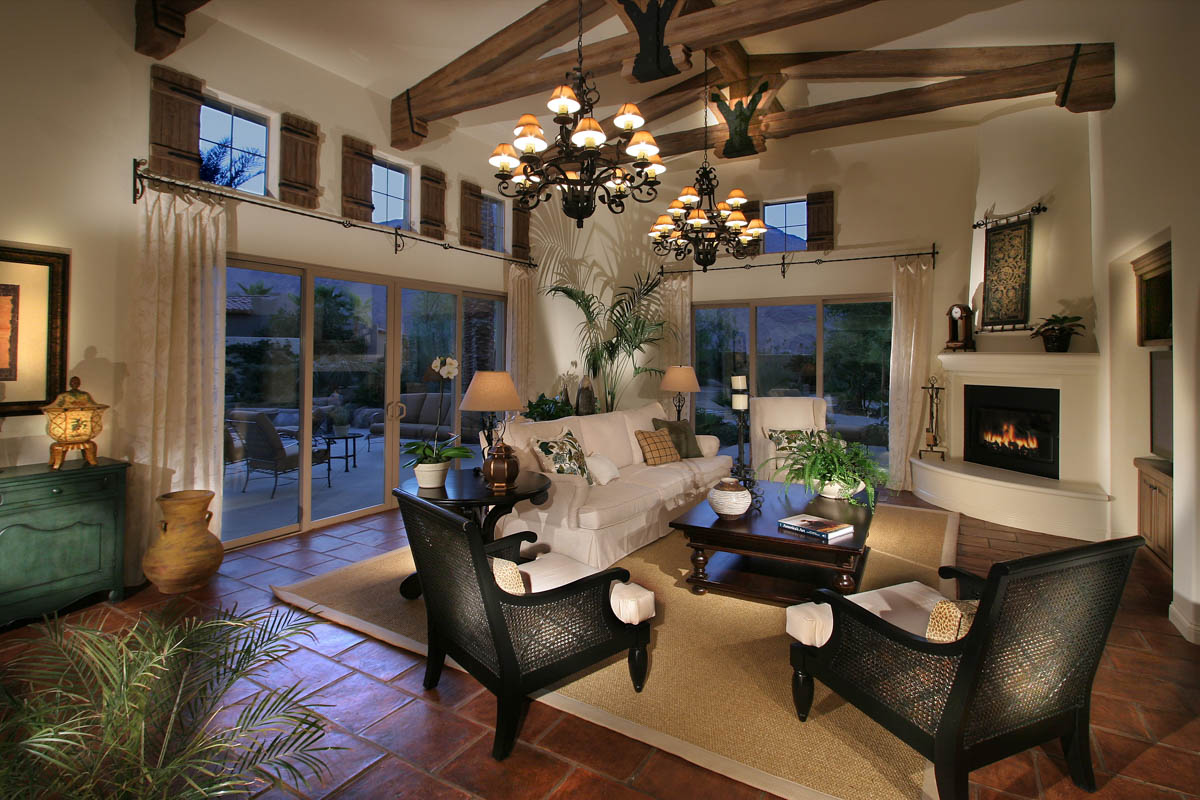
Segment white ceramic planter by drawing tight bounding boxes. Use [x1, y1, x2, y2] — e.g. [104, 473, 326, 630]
[414, 461, 451, 489]
[818, 479, 866, 500]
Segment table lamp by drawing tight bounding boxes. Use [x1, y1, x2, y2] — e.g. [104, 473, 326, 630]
[41, 377, 109, 469]
[660, 365, 700, 420]
[461, 371, 523, 490]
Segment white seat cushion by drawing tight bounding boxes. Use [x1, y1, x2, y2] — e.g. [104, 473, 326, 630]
[518, 552, 656, 625]
[620, 463, 692, 502]
[785, 581, 949, 647]
[575, 481, 660, 529]
[678, 455, 734, 488]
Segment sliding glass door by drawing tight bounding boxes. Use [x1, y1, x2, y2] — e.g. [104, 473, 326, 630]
[398, 288, 458, 486]
[693, 306, 749, 453]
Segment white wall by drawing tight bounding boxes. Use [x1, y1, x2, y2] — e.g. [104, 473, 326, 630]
[0, 0, 507, 468]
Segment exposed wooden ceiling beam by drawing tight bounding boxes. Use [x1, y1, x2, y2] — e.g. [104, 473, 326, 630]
[649, 45, 1115, 158]
[746, 44, 1094, 79]
[135, 0, 211, 60]
[392, 0, 880, 148]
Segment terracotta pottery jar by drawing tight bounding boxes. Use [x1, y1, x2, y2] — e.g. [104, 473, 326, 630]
[143, 489, 224, 594]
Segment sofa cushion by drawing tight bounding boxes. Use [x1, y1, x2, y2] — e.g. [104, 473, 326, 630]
[619, 463, 692, 504]
[786, 581, 947, 648]
[653, 417, 703, 459]
[398, 393, 425, 421]
[623, 402, 667, 464]
[585, 454, 620, 486]
[532, 430, 593, 485]
[578, 412, 635, 467]
[678, 455, 734, 489]
[490, 557, 527, 595]
[926, 599, 979, 643]
[635, 429, 681, 466]
[576, 481, 660, 529]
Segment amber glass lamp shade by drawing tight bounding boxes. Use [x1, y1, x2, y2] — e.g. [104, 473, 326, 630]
[41, 376, 109, 469]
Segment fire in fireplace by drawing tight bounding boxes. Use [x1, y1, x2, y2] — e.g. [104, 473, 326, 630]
[964, 385, 1059, 479]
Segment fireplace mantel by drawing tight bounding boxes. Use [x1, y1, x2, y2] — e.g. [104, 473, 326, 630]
[912, 350, 1110, 541]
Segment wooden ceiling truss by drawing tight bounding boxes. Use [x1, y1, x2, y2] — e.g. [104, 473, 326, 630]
[135, 0, 211, 59]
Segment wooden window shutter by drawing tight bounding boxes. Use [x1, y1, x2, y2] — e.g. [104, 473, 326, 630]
[741, 199, 762, 257]
[511, 204, 531, 260]
[279, 113, 320, 209]
[806, 190, 835, 250]
[148, 65, 203, 180]
[460, 181, 484, 249]
[341, 136, 374, 221]
[420, 165, 447, 240]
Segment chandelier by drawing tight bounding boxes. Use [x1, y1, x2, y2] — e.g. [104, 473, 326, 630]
[487, 0, 664, 228]
[647, 59, 765, 269]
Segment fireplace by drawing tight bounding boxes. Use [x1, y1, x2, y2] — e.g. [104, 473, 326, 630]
[963, 384, 1059, 479]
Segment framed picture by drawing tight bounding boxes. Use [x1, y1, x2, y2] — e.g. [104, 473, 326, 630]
[0, 245, 69, 415]
[981, 218, 1033, 328]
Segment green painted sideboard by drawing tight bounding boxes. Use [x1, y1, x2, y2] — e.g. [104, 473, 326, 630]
[0, 457, 129, 627]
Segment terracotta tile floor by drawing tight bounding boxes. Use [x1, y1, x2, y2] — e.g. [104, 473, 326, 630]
[1, 493, 1197, 800]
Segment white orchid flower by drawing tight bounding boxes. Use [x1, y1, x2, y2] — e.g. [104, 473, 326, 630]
[440, 365, 460, 379]
[446, 357, 459, 368]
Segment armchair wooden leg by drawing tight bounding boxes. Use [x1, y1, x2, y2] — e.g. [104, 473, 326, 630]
[493, 693, 525, 760]
[934, 756, 968, 800]
[792, 667, 814, 721]
[424, 636, 446, 690]
[1062, 706, 1097, 791]
[628, 643, 648, 692]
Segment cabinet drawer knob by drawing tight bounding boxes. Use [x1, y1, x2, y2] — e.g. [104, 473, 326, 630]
[50, 487, 63, 495]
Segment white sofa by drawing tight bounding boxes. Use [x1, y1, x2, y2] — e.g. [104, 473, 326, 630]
[496, 401, 733, 569]
[750, 396, 827, 480]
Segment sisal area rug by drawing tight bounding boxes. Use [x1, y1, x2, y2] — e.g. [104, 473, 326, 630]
[273, 504, 959, 800]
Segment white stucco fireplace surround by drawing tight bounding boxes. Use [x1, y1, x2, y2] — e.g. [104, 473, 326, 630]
[911, 352, 1111, 541]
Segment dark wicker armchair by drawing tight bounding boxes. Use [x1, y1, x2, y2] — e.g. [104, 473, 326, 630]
[791, 536, 1143, 800]
[393, 492, 651, 760]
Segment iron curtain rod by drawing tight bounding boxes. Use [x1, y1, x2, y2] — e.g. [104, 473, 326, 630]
[972, 201, 1048, 230]
[659, 244, 938, 278]
[131, 159, 537, 270]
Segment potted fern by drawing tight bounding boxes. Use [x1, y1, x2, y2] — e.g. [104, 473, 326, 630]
[1030, 314, 1085, 352]
[0, 605, 333, 798]
[765, 429, 890, 508]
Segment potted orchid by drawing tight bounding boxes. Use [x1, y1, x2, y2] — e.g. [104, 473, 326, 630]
[402, 355, 472, 488]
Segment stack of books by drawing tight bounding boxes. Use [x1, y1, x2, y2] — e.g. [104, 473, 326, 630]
[778, 513, 855, 541]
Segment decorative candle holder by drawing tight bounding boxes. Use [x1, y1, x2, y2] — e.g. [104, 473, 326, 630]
[41, 377, 108, 469]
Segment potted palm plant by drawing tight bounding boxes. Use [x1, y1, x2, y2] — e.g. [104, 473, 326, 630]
[1030, 314, 1085, 352]
[765, 429, 890, 508]
[402, 355, 472, 488]
[0, 605, 333, 798]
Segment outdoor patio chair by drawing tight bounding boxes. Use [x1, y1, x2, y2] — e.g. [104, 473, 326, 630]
[223, 419, 246, 475]
[393, 492, 654, 760]
[228, 410, 331, 499]
[788, 535, 1143, 800]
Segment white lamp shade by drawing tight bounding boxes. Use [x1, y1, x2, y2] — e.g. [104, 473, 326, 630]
[731, 375, 748, 390]
[660, 365, 700, 393]
[461, 371, 522, 411]
[731, 393, 749, 410]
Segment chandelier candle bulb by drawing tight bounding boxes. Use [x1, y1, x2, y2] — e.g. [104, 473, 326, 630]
[654, 214, 675, 232]
[686, 209, 708, 228]
[626, 130, 659, 160]
[570, 117, 605, 148]
[513, 114, 542, 137]
[726, 189, 748, 207]
[514, 124, 548, 153]
[489, 144, 520, 172]
[548, 84, 581, 116]
[614, 103, 645, 130]
[668, 199, 686, 217]
[746, 218, 767, 236]
[717, 201, 732, 217]
[678, 186, 700, 205]
[646, 154, 667, 177]
[726, 210, 748, 228]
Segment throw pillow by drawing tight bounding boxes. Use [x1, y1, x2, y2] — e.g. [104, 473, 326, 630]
[653, 418, 703, 459]
[767, 428, 808, 453]
[489, 557, 527, 595]
[531, 430, 593, 485]
[634, 428, 681, 466]
[925, 599, 980, 642]
[585, 453, 620, 486]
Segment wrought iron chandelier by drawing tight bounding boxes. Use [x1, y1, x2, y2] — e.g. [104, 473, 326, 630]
[647, 57, 765, 269]
[487, 0, 664, 228]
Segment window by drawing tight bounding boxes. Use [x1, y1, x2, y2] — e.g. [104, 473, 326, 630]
[371, 161, 409, 228]
[481, 195, 505, 252]
[200, 100, 267, 195]
[763, 199, 808, 254]
[693, 297, 892, 465]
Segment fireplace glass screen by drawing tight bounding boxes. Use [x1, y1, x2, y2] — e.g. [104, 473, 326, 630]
[964, 385, 1059, 479]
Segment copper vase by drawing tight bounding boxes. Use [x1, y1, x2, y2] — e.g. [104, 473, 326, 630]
[142, 489, 224, 594]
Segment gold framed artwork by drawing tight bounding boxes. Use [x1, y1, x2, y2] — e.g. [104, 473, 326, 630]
[981, 218, 1033, 328]
[0, 246, 69, 415]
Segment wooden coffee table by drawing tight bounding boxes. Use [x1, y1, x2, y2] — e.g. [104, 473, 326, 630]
[669, 480, 872, 605]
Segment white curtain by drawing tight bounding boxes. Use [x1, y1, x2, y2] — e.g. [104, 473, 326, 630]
[120, 188, 227, 581]
[659, 273, 693, 417]
[506, 263, 535, 403]
[888, 254, 934, 491]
